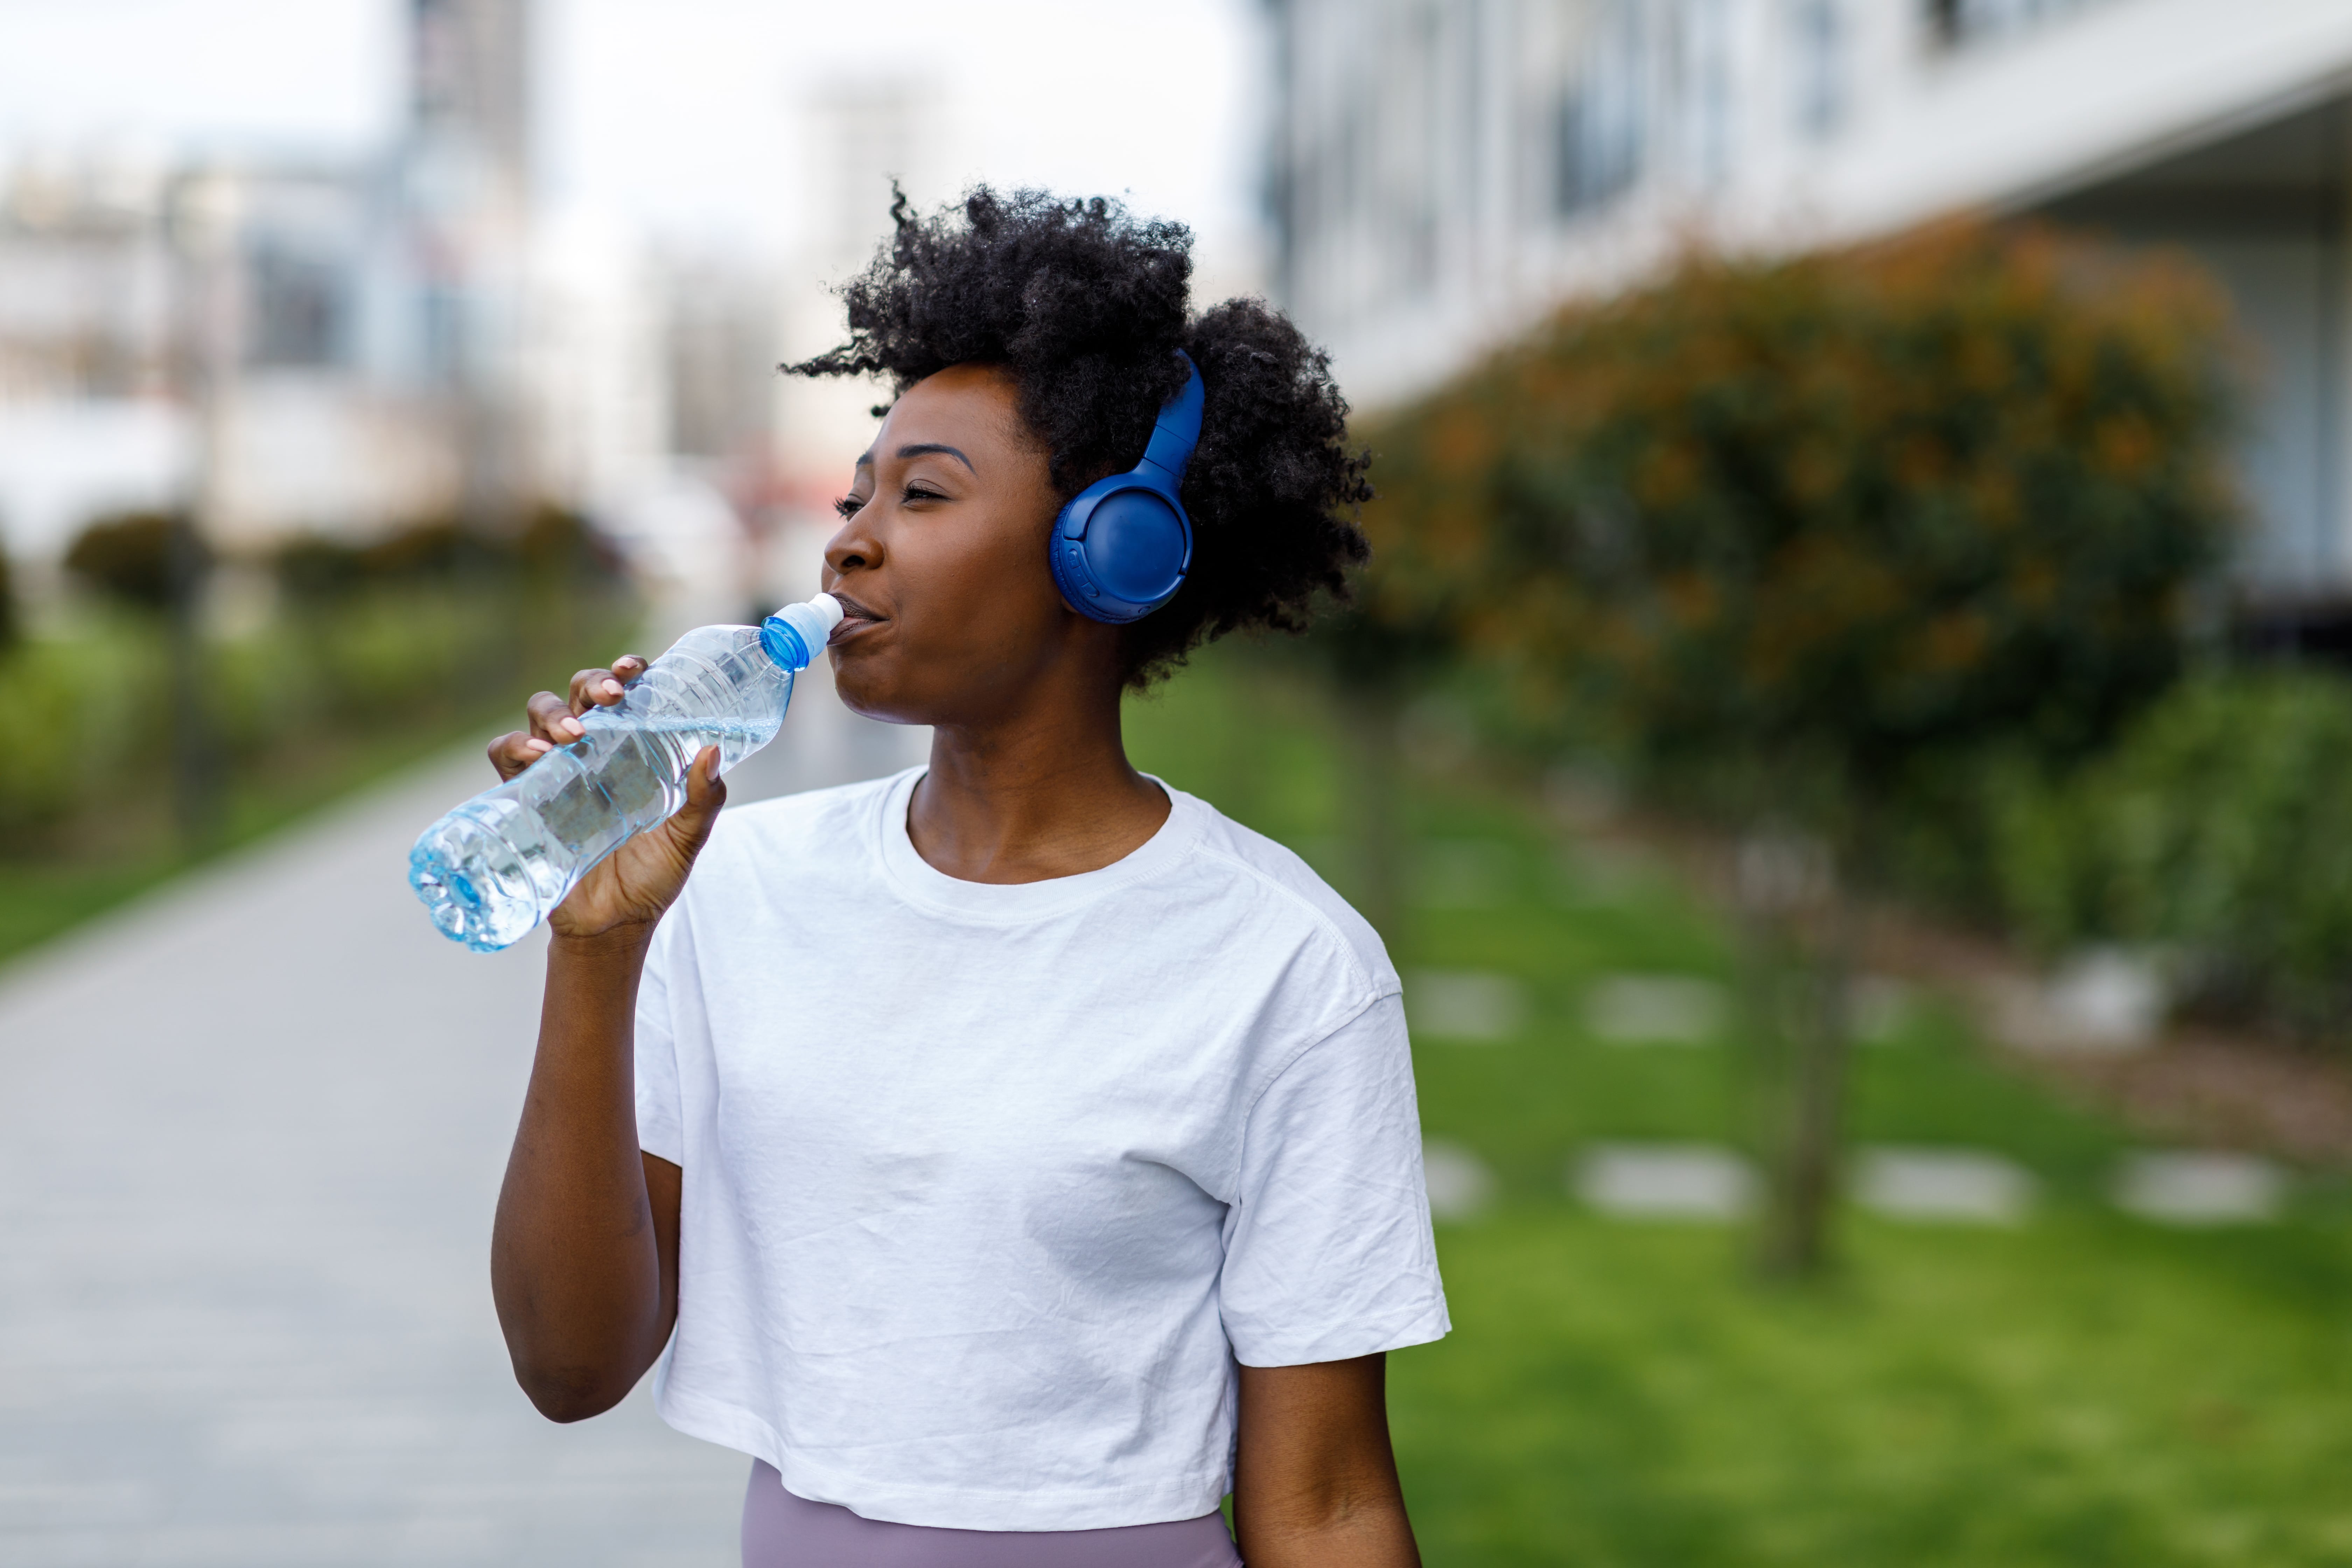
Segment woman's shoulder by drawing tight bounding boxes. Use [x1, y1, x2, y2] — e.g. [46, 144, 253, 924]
[1166, 790, 1401, 1002]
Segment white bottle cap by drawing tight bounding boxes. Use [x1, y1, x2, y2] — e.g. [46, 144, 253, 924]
[760, 592, 849, 671]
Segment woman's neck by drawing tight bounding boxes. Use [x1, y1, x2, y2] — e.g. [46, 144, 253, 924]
[908, 678, 1170, 886]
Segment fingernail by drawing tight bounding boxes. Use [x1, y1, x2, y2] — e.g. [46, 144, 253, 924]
[601, 679, 623, 698]
[527, 738, 551, 754]
[563, 718, 584, 736]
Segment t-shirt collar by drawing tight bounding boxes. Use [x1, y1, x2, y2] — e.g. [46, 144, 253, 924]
[874, 766, 1204, 921]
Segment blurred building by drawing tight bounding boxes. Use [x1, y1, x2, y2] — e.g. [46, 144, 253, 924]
[406, 0, 536, 530]
[1268, 0, 2352, 610]
[663, 250, 783, 474]
[756, 84, 944, 609]
[0, 0, 727, 584]
[0, 147, 456, 562]
[0, 148, 188, 561]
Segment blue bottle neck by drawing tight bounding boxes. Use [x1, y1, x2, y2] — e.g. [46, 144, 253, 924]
[759, 615, 814, 671]
[757, 595, 842, 672]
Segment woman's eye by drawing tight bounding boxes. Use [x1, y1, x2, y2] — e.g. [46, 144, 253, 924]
[833, 493, 866, 520]
[904, 484, 947, 504]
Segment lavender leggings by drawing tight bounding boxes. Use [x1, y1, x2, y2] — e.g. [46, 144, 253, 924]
[742, 1461, 1242, 1568]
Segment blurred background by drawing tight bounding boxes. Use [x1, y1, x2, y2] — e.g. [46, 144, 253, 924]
[4, 1, 2351, 1564]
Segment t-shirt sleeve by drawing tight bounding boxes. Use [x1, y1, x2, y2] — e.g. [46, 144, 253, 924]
[634, 916, 687, 1168]
[1218, 992, 1450, 1367]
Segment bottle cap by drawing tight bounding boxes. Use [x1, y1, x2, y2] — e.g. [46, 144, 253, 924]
[758, 593, 847, 672]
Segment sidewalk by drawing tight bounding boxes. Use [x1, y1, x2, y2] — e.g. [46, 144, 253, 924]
[0, 679, 924, 1567]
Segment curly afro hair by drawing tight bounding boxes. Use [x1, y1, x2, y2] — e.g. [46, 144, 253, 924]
[785, 186, 1372, 689]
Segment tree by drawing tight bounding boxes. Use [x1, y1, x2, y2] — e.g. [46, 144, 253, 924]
[66, 509, 220, 843]
[1292, 599, 1457, 947]
[1364, 223, 2238, 1273]
[65, 511, 203, 612]
[0, 544, 19, 650]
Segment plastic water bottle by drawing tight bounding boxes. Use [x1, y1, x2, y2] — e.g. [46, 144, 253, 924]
[408, 593, 845, 952]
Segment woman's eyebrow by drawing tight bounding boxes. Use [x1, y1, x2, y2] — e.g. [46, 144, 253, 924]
[897, 442, 975, 472]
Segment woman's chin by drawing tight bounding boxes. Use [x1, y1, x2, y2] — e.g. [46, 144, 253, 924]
[828, 666, 917, 726]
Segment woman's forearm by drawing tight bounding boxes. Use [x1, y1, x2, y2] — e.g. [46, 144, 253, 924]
[1233, 1356, 1423, 1567]
[490, 926, 676, 1420]
[1234, 1500, 1422, 1568]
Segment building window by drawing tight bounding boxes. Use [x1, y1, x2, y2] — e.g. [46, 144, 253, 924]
[247, 246, 345, 369]
[1791, 0, 1845, 138]
[1929, 0, 2101, 50]
[1398, 1, 1444, 300]
[1677, 0, 1735, 189]
[1556, 0, 1645, 218]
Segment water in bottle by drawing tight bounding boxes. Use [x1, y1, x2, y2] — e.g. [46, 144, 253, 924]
[408, 593, 845, 952]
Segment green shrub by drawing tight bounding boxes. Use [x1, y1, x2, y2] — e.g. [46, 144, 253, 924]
[271, 534, 372, 603]
[0, 542, 633, 858]
[1362, 223, 2239, 839]
[0, 626, 165, 847]
[0, 546, 19, 648]
[514, 502, 624, 582]
[1995, 669, 2352, 1040]
[65, 511, 206, 612]
[272, 505, 620, 607]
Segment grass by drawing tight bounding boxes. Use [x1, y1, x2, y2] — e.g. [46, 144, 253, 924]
[1127, 646, 2352, 1568]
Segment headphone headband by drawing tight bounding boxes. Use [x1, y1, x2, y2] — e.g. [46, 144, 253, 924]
[1137, 354, 1206, 483]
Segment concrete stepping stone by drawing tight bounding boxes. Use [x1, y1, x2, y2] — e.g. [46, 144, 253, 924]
[2113, 1151, 2285, 1224]
[1422, 1139, 1496, 1222]
[1406, 970, 1527, 1043]
[1541, 764, 1623, 831]
[1850, 975, 1913, 1044]
[1574, 1143, 1756, 1219]
[1854, 1146, 2035, 1224]
[1584, 974, 1726, 1045]
[1987, 946, 2166, 1056]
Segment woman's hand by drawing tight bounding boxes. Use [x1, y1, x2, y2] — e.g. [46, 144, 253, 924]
[487, 654, 648, 783]
[484, 656, 727, 943]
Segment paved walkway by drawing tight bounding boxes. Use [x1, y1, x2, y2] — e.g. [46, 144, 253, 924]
[0, 676, 924, 1567]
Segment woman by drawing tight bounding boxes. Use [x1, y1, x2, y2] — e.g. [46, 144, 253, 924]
[486, 189, 1446, 1567]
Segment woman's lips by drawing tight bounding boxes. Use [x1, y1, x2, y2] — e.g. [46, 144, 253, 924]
[827, 594, 885, 645]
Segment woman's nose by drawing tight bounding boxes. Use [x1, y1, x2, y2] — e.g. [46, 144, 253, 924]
[825, 516, 883, 579]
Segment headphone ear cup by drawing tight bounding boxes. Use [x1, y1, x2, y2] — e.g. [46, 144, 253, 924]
[1083, 490, 1189, 605]
[1049, 484, 1192, 623]
[1049, 498, 1095, 611]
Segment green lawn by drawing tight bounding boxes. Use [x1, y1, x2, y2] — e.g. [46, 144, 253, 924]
[1128, 648, 2352, 1568]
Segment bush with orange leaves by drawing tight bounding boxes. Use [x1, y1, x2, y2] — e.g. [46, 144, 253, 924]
[1360, 223, 2238, 832]
[1355, 224, 2240, 1272]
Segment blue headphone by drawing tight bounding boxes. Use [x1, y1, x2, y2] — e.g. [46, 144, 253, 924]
[1050, 351, 1203, 623]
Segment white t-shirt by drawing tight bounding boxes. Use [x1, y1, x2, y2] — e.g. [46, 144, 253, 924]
[633, 767, 1448, 1531]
